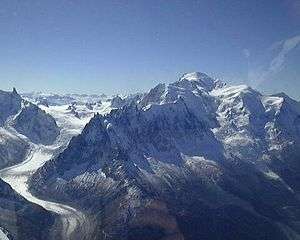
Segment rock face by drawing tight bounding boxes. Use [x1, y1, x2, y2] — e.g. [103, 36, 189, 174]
[0, 89, 29, 168]
[0, 89, 22, 126]
[30, 72, 300, 240]
[0, 179, 55, 240]
[0, 128, 29, 169]
[110, 95, 126, 108]
[12, 103, 60, 145]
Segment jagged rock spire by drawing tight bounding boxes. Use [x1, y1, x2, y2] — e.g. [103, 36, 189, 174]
[12, 87, 18, 95]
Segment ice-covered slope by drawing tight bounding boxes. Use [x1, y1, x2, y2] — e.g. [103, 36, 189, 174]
[30, 72, 300, 240]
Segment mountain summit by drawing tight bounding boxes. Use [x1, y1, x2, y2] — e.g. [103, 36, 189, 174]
[179, 72, 225, 91]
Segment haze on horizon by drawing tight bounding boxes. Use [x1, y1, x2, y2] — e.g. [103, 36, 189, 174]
[0, 0, 299, 99]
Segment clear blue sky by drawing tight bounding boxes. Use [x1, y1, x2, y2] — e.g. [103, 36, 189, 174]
[0, 0, 299, 98]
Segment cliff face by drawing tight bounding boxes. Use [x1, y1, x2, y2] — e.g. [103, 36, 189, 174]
[0, 89, 22, 126]
[12, 103, 60, 145]
[0, 128, 29, 169]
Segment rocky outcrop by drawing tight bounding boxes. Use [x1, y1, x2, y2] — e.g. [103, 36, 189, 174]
[0, 128, 29, 169]
[12, 103, 60, 145]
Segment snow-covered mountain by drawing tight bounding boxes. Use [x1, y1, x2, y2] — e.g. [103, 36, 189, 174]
[0, 89, 101, 240]
[0, 89, 61, 168]
[30, 72, 300, 240]
[0, 88, 59, 144]
[0, 89, 64, 239]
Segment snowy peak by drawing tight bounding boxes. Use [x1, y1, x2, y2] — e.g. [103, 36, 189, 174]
[179, 71, 224, 92]
[140, 72, 217, 107]
[180, 72, 211, 82]
[140, 72, 223, 108]
[139, 72, 220, 128]
[0, 88, 60, 145]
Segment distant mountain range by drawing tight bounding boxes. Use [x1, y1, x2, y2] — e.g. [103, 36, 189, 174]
[21, 92, 109, 106]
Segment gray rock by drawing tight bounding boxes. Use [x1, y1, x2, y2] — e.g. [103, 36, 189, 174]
[12, 104, 60, 145]
[0, 89, 22, 126]
[0, 128, 29, 169]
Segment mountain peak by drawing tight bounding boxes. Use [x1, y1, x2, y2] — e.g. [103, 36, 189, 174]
[178, 72, 224, 92]
[180, 72, 211, 81]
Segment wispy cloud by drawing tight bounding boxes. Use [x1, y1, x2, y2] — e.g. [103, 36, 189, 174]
[269, 35, 300, 74]
[248, 34, 300, 88]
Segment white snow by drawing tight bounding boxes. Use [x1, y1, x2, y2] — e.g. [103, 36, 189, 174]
[22, 92, 108, 106]
[0, 128, 19, 143]
[180, 72, 208, 81]
[0, 229, 9, 240]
